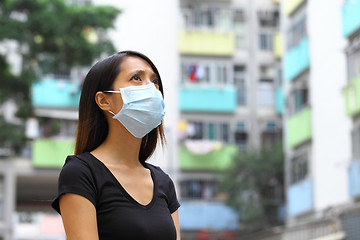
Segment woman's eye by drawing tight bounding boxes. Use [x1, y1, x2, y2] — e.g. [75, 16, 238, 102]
[131, 75, 141, 81]
[152, 79, 159, 85]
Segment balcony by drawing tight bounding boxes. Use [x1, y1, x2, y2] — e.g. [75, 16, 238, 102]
[273, 32, 283, 58]
[344, 76, 360, 117]
[283, 0, 305, 16]
[286, 107, 312, 148]
[179, 143, 237, 171]
[349, 160, 360, 198]
[284, 37, 310, 81]
[179, 30, 235, 56]
[179, 85, 237, 113]
[287, 178, 313, 217]
[32, 138, 75, 168]
[342, 0, 360, 37]
[32, 79, 81, 109]
[179, 201, 238, 231]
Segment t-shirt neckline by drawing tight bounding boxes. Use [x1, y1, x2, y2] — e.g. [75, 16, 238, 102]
[86, 152, 158, 210]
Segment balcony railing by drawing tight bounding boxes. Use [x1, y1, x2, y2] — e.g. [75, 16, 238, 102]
[179, 85, 237, 113]
[284, 37, 310, 81]
[273, 32, 283, 58]
[179, 29, 235, 56]
[179, 201, 238, 231]
[32, 138, 75, 168]
[32, 79, 81, 109]
[349, 160, 360, 198]
[287, 178, 313, 217]
[344, 76, 360, 117]
[179, 143, 237, 171]
[342, 0, 360, 37]
[286, 107, 312, 148]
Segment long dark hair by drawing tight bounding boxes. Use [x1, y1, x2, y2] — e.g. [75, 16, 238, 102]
[75, 50, 166, 162]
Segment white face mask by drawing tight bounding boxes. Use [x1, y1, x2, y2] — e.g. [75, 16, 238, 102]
[104, 83, 165, 138]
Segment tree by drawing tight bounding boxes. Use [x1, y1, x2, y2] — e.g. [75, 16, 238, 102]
[219, 145, 285, 234]
[0, 0, 120, 153]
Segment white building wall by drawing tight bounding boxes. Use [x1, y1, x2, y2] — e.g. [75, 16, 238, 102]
[92, 0, 180, 174]
[308, 0, 352, 211]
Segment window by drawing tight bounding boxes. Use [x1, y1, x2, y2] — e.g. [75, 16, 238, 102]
[347, 48, 360, 82]
[220, 123, 230, 143]
[235, 122, 247, 151]
[259, 32, 273, 51]
[261, 132, 281, 147]
[180, 180, 218, 200]
[257, 10, 279, 28]
[294, 88, 308, 112]
[291, 153, 308, 184]
[188, 121, 204, 140]
[181, 6, 231, 30]
[181, 62, 232, 85]
[351, 124, 360, 159]
[234, 65, 247, 106]
[258, 79, 275, 107]
[186, 121, 230, 142]
[208, 123, 216, 140]
[234, 9, 247, 49]
[287, 15, 307, 50]
[288, 87, 308, 115]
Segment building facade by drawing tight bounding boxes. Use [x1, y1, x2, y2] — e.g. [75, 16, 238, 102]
[268, 0, 359, 239]
[177, 0, 283, 237]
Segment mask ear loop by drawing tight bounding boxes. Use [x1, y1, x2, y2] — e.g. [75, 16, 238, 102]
[108, 111, 116, 116]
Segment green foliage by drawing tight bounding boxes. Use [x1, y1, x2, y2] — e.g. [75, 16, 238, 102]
[0, 115, 26, 154]
[0, 0, 120, 154]
[0, 0, 120, 74]
[220, 145, 285, 234]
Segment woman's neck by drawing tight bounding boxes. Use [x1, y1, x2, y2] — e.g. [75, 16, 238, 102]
[91, 123, 143, 167]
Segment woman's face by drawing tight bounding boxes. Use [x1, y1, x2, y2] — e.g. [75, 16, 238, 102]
[108, 56, 161, 114]
[113, 56, 160, 90]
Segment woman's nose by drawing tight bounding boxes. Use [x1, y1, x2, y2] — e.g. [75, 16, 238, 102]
[143, 79, 152, 85]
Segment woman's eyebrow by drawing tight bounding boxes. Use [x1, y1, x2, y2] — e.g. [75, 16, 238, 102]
[128, 69, 157, 78]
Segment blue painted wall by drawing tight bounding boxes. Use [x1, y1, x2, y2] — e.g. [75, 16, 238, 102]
[287, 179, 313, 216]
[342, 0, 360, 37]
[349, 160, 360, 198]
[32, 79, 81, 108]
[179, 202, 238, 230]
[284, 37, 310, 81]
[179, 85, 237, 113]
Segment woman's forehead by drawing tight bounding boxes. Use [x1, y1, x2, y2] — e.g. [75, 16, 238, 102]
[119, 56, 154, 73]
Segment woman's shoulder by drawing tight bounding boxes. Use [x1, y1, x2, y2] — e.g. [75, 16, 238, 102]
[61, 152, 98, 173]
[145, 163, 173, 182]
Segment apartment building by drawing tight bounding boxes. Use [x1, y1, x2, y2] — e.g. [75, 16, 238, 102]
[177, 0, 283, 237]
[273, 0, 357, 239]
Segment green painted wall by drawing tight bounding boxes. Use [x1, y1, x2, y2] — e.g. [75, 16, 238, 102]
[179, 144, 238, 171]
[179, 30, 235, 56]
[344, 76, 360, 117]
[32, 139, 75, 168]
[286, 107, 312, 148]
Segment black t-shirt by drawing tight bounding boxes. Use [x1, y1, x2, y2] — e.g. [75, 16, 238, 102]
[52, 152, 180, 240]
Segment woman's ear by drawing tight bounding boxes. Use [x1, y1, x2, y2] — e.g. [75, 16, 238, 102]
[95, 91, 112, 111]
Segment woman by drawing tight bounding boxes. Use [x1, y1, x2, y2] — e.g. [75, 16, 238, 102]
[52, 50, 181, 240]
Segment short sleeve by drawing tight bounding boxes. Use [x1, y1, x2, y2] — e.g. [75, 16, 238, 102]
[166, 175, 180, 214]
[51, 155, 97, 214]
